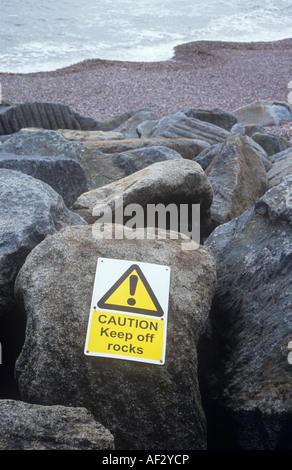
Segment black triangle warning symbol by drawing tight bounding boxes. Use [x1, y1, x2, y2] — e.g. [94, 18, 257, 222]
[97, 264, 164, 317]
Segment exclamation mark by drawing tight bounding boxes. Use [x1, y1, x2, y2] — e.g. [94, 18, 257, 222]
[127, 275, 138, 306]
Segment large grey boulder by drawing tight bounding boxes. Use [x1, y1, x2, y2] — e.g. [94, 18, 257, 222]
[0, 101, 99, 135]
[0, 130, 85, 159]
[111, 145, 183, 176]
[230, 125, 274, 169]
[73, 159, 214, 240]
[233, 100, 292, 126]
[251, 132, 292, 156]
[0, 101, 154, 135]
[0, 400, 114, 450]
[0, 169, 86, 318]
[205, 133, 269, 228]
[14, 224, 217, 450]
[203, 179, 292, 449]
[194, 133, 272, 173]
[181, 107, 238, 131]
[149, 112, 230, 145]
[0, 153, 88, 207]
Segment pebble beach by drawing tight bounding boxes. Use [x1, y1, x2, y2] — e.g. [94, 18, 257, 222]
[1, 39, 292, 137]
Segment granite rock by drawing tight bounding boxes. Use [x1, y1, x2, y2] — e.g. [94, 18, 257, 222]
[233, 100, 292, 126]
[0, 152, 88, 207]
[205, 133, 269, 228]
[111, 145, 183, 176]
[251, 132, 292, 156]
[149, 112, 230, 145]
[14, 224, 216, 450]
[0, 399, 114, 450]
[267, 148, 292, 188]
[0, 129, 85, 160]
[203, 179, 292, 449]
[0, 102, 155, 135]
[73, 159, 214, 240]
[0, 101, 99, 135]
[0, 169, 86, 318]
[181, 107, 237, 131]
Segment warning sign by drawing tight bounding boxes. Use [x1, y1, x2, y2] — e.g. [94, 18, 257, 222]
[84, 258, 170, 365]
[97, 264, 164, 316]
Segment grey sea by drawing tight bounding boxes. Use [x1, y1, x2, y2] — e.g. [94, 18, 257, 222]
[1, 0, 292, 73]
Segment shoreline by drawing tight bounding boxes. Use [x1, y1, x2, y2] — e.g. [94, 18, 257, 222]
[1, 38, 292, 125]
[1, 38, 292, 76]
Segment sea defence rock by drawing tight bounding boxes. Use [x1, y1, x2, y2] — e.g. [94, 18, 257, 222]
[95, 107, 158, 133]
[0, 129, 208, 190]
[203, 179, 292, 450]
[205, 133, 269, 228]
[0, 102, 99, 135]
[0, 129, 123, 189]
[81, 146, 183, 188]
[244, 124, 268, 137]
[14, 224, 217, 450]
[194, 133, 272, 173]
[138, 107, 237, 137]
[0, 153, 88, 207]
[149, 112, 229, 144]
[181, 107, 238, 131]
[0, 169, 86, 318]
[0, 101, 156, 135]
[231, 127, 273, 170]
[251, 132, 292, 156]
[193, 144, 223, 171]
[79, 145, 184, 190]
[112, 108, 158, 138]
[136, 119, 160, 138]
[73, 159, 214, 240]
[111, 145, 183, 176]
[1, 99, 291, 449]
[233, 100, 292, 126]
[267, 148, 292, 188]
[0, 129, 85, 159]
[0, 400, 114, 450]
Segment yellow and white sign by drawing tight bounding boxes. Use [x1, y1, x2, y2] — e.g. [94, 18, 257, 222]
[84, 258, 170, 365]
